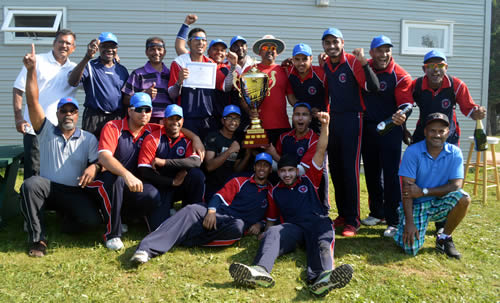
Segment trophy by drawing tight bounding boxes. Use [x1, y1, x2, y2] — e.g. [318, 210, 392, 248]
[234, 65, 276, 148]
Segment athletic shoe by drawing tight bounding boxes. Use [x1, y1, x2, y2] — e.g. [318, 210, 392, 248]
[383, 226, 398, 238]
[360, 216, 386, 226]
[106, 237, 124, 251]
[130, 250, 150, 265]
[341, 225, 359, 237]
[229, 263, 275, 288]
[333, 216, 345, 228]
[309, 264, 354, 297]
[436, 236, 461, 259]
[28, 241, 47, 258]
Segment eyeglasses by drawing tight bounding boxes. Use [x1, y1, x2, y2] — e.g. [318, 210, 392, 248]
[424, 63, 447, 69]
[189, 36, 207, 42]
[260, 45, 277, 52]
[224, 116, 241, 122]
[132, 107, 152, 113]
[59, 108, 78, 115]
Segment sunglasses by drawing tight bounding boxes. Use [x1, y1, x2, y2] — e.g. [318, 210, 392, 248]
[260, 45, 277, 52]
[132, 107, 152, 113]
[424, 63, 447, 69]
[189, 36, 207, 42]
[59, 108, 78, 115]
[224, 116, 241, 122]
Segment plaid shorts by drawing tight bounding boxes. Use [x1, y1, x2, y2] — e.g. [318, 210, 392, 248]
[394, 189, 468, 256]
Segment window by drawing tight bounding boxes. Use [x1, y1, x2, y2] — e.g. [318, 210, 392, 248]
[1, 7, 66, 45]
[401, 20, 454, 56]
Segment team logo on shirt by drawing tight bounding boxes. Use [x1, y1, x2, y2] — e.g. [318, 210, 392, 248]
[176, 146, 186, 156]
[297, 147, 305, 157]
[380, 81, 387, 91]
[338, 73, 347, 83]
[441, 99, 451, 109]
[137, 137, 144, 149]
[308, 86, 317, 95]
[261, 199, 268, 208]
[298, 185, 308, 193]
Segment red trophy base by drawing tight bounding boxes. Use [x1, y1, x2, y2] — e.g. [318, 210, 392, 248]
[242, 119, 269, 148]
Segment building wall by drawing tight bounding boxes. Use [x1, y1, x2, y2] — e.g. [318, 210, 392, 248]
[0, 0, 490, 152]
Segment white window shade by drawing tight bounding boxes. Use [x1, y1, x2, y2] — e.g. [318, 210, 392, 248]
[401, 20, 454, 56]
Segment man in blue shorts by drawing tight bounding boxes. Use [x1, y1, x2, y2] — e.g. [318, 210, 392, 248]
[395, 112, 471, 259]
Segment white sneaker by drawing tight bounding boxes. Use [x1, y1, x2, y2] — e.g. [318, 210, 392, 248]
[106, 237, 124, 251]
[383, 226, 398, 238]
[361, 216, 385, 226]
[121, 224, 128, 233]
[130, 250, 150, 265]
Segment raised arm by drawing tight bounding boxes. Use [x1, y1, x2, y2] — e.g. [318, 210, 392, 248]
[68, 38, 99, 87]
[24, 44, 45, 132]
[311, 112, 329, 167]
[175, 14, 197, 56]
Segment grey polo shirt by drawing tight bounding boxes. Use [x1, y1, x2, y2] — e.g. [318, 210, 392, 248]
[37, 118, 98, 186]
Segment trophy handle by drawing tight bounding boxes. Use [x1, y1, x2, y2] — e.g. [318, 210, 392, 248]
[267, 71, 277, 96]
[233, 72, 243, 99]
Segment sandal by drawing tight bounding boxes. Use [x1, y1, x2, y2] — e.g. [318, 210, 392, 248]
[28, 241, 47, 257]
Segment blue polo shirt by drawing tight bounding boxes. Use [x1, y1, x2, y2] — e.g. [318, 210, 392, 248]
[81, 59, 129, 113]
[399, 140, 464, 204]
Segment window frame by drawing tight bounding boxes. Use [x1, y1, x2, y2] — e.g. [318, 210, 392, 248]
[401, 20, 454, 57]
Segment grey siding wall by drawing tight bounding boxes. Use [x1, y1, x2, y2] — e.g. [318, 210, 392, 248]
[0, 0, 490, 155]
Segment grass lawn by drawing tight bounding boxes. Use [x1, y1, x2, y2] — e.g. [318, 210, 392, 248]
[0, 170, 498, 302]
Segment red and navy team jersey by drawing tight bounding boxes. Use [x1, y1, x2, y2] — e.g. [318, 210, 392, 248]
[137, 127, 199, 177]
[323, 50, 368, 113]
[266, 160, 327, 224]
[214, 63, 231, 119]
[215, 175, 273, 227]
[286, 65, 328, 111]
[363, 58, 413, 122]
[412, 75, 477, 145]
[275, 129, 318, 169]
[98, 118, 161, 173]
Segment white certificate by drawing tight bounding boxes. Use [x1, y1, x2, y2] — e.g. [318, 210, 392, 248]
[183, 62, 217, 89]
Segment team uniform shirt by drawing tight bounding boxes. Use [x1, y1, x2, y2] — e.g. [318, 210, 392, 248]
[363, 58, 413, 122]
[323, 50, 368, 113]
[36, 118, 98, 187]
[266, 160, 326, 223]
[412, 75, 477, 144]
[233, 56, 255, 76]
[215, 175, 273, 227]
[138, 128, 199, 178]
[122, 62, 172, 118]
[168, 54, 224, 119]
[243, 63, 293, 130]
[204, 131, 240, 191]
[398, 140, 464, 204]
[214, 63, 231, 119]
[14, 51, 78, 129]
[276, 129, 318, 169]
[80, 59, 129, 113]
[286, 65, 328, 112]
[98, 118, 161, 173]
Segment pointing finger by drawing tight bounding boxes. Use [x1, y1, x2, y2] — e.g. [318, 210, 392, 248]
[31, 43, 36, 55]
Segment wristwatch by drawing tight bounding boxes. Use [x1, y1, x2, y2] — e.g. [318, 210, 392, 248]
[422, 188, 429, 196]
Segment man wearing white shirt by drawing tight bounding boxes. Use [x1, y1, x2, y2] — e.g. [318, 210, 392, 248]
[13, 29, 78, 179]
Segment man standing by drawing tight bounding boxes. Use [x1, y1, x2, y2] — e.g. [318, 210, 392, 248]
[321, 27, 380, 237]
[360, 35, 413, 238]
[130, 152, 273, 265]
[411, 50, 486, 145]
[13, 29, 78, 179]
[122, 37, 172, 124]
[68, 32, 129, 138]
[20, 44, 101, 257]
[230, 112, 353, 297]
[395, 113, 471, 259]
[229, 35, 255, 76]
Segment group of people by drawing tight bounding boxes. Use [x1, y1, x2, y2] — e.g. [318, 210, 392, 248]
[12, 13, 485, 297]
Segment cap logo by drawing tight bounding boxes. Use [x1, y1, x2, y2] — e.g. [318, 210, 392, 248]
[380, 81, 387, 91]
[441, 99, 451, 109]
[297, 147, 305, 157]
[298, 185, 308, 193]
[308, 86, 317, 95]
[338, 73, 347, 83]
[176, 146, 186, 156]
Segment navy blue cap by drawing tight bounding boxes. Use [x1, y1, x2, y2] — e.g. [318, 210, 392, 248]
[57, 97, 79, 110]
[423, 50, 447, 63]
[99, 32, 118, 45]
[230, 35, 247, 47]
[425, 112, 449, 126]
[208, 39, 228, 50]
[322, 28, 343, 40]
[164, 104, 183, 118]
[293, 102, 311, 111]
[370, 35, 393, 50]
[222, 105, 241, 117]
[130, 92, 152, 108]
[255, 152, 272, 165]
[292, 43, 312, 57]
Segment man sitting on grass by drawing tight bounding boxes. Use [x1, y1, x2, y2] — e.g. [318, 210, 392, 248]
[395, 112, 471, 259]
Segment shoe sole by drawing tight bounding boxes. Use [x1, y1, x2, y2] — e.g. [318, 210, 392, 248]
[310, 264, 353, 297]
[229, 263, 275, 288]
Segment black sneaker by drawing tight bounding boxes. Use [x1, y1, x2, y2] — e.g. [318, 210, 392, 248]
[229, 263, 275, 288]
[436, 236, 461, 259]
[309, 264, 354, 297]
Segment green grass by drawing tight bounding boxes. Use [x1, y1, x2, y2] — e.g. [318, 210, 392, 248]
[0, 171, 498, 302]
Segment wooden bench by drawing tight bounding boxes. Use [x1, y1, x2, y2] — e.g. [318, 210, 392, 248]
[0, 145, 24, 225]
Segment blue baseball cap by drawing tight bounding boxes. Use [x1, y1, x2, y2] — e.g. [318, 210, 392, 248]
[208, 39, 228, 50]
[322, 28, 343, 40]
[99, 32, 118, 45]
[423, 50, 447, 63]
[222, 105, 241, 117]
[292, 43, 312, 57]
[130, 92, 152, 108]
[255, 152, 272, 165]
[230, 35, 247, 48]
[370, 35, 393, 50]
[57, 97, 79, 110]
[164, 104, 183, 118]
[293, 102, 312, 111]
